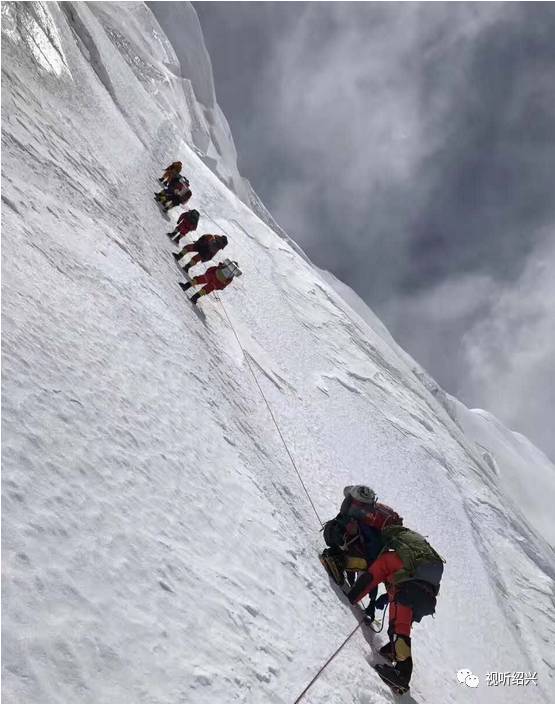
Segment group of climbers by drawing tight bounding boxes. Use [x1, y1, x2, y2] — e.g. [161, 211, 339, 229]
[155, 161, 241, 304]
[156, 161, 192, 210]
[156, 161, 444, 694]
[320, 485, 445, 694]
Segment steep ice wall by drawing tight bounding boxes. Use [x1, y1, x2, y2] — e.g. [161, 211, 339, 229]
[147, 1, 291, 238]
[2, 3, 554, 704]
[148, 1, 252, 201]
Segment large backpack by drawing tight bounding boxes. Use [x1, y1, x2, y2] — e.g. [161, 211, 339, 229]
[323, 514, 353, 549]
[381, 525, 445, 586]
[179, 209, 199, 228]
[220, 259, 242, 279]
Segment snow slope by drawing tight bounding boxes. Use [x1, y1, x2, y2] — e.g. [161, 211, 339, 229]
[2, 3, 554, 704]
[444, 397, 555, 549]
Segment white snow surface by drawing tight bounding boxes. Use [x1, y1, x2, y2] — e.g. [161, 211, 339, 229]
[2, 3, 554, 704]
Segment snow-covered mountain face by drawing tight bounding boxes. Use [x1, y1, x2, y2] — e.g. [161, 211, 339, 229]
[2, 3, 554, 704]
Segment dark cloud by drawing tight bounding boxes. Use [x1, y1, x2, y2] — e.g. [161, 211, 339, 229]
[192, 2, 555, 458]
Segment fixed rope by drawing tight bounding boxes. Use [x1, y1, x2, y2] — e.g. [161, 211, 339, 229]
[368, 601, 388, 633]
[290, 601, 388, 703]
[292, 621, 364, 703]
[215, 294, 323, 527]
[202, 221, 388, 698]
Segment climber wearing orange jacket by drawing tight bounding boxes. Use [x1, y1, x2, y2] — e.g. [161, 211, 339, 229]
[159, 161, 182, 185]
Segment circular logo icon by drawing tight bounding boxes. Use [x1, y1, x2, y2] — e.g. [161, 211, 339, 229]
[457, 669, 472, 684]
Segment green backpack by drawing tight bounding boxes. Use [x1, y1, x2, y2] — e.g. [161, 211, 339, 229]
[381, 525, 445, 585]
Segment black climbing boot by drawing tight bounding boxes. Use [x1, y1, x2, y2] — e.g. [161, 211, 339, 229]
[374, 664, 410, 694]
[378, 641, 395, 663]
[395, 656, 412, 686]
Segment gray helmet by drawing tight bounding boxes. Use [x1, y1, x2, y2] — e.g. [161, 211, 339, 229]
[344, 485, 377, 506]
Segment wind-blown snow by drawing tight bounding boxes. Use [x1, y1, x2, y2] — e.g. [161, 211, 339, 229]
[2, 3, 554, 704]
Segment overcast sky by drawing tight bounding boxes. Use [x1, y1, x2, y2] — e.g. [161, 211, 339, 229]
[191, 2, 555, 460]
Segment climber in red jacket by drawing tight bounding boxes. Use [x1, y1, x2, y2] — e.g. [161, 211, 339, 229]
[346, 525, 444, 694]
[179, 260, 241, 304]
[320, 485, 403, 602]
[167, 209, 200, 242]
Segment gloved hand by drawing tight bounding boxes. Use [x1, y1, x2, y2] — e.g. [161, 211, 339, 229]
[374, 593, 389, 610]
[346, 571, 373, 605]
